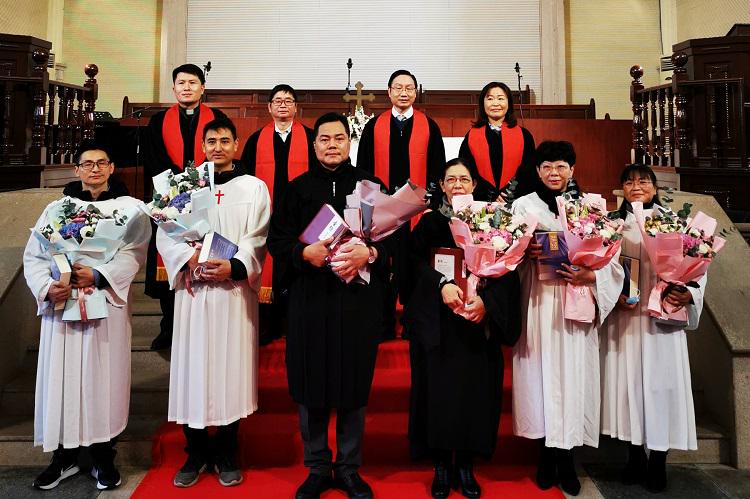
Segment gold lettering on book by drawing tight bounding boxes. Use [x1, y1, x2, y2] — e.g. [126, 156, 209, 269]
[549, 232, 559, 251]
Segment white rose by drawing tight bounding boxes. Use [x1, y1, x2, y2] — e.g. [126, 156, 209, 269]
[647, 228, 657, 236]
[584, 223, 595, 234]
[479, 221, 491, 231]
[698, 243, 710, 255]
[492, 236, 509, 251]
[79, 225, 94, 238]
[599, 228, 612, 239]
[163, 206, 180, 219]
[183, 201, 192, 213]
[49, 232, 62, 243]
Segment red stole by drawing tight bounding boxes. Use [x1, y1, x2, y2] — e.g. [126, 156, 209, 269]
[161, 103, 215, 170]
[467, 124, 524, 189]
[373, 110, 429, 190]
[255, 121, 309, 303]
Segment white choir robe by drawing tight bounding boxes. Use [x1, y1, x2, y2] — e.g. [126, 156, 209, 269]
[601, 210, 704, 451]
[23, 196, 150, 452]
[157, 174, 270, 428]
[511, 192, 624, 449]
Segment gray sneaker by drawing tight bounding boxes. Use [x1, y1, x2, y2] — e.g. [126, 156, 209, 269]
[173, 454, 207, 488]
[215, 455, 243, 487]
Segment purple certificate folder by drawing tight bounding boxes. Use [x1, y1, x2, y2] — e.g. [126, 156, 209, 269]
[299, 204, 349, 245]
[535, 231, 570, 280]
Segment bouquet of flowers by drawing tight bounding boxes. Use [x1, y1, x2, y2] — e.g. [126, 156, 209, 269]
[632, 201, 725, 324]
[347, 105, 374, 142]
[143, 161, 215, 241]
[337, 179, 429, 284]
[33, 197, 140, 321]
[449, 194, 537, 308]
[555, 193, 624, 323]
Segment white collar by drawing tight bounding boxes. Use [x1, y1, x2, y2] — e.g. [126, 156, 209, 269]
[391, 106, 414, 120]
[275, 121, 293, 135]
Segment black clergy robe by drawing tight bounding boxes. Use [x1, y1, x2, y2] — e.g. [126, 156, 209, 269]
[267, 159, 394, 409]
[458, 125, 536, 203]
[142, 105, 227, 298]
[240, 123, 316, 207]
[402, 210, 521, 459]
[356, 112, 446, 318]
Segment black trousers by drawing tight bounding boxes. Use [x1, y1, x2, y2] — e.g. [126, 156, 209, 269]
[298, 405, 366, 476]
[183, 421, 240, 461]
[160, 292, 174, 337]
[53, 438, 117, 467]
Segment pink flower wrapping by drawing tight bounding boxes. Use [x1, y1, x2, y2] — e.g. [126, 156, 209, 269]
[632, 202, 725, 323]
[556, 193, 624, 323]
[449, 194, 538, 304]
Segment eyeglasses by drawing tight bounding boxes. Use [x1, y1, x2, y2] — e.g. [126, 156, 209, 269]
[539, 163, 570, 174]
[271, 98, 296, 106]
[76, 159, 110, 171]
[623, 179, 653, 188]
[390, 85, 417, 95]
[443, 176, 473, 186]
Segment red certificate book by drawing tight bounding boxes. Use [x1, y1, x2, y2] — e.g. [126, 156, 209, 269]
[430, 247, 468, 296]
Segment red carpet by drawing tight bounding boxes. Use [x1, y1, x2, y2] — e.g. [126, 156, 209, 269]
[133, 340, 563, 498]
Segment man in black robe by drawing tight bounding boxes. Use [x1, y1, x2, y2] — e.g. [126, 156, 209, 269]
[143, 63, 227, 350]
[356, 69, 445, 339]
[268, 113, 393, 499]
[240, 84, 315, 345]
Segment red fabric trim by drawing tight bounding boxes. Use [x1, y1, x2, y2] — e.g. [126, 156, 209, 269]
[161, 104, 215, 170]
[467, 124, 525, 188]
[373, 110, 429, 190]
[255, 121, 310, 295]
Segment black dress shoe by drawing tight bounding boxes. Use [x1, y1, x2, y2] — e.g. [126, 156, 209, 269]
[536, 442, 557, 490]
[621, 443, 647, 485]
[150, 330, 172, 350]
[455, 465, 481, 498]
[295, 472, 333, 499]
[431, 462, 452, 498]
[556, 448, 581, 496]
[646, 450, 667, 492]
[334, 471, 373, 499]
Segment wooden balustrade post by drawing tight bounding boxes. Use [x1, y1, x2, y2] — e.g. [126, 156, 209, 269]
[46, 84, 56, 164]
[650, 90, 658, 165]
[83, 64, 98, 141]
[658, 88, 667, 166]
[672, 52, 692, 167]
[64, 89, 75, 163]
[707, 82, 720, 168]
[56, 85, 68, 162]
[629, 65, 645, 164]
[75, 88, 84, 154]
[30, 49, 49, 165]
[1, 81, 11, 165]
[666, 87, 675, 166]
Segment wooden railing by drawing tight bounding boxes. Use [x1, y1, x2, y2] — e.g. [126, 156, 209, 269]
[630, 53, 747, 170]
[0, 49, 98, 167]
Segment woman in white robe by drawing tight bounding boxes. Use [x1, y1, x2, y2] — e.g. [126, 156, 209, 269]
[601, 164, 705, 492]
[23, 158, 150, 492]
[511, 141, 623, 496]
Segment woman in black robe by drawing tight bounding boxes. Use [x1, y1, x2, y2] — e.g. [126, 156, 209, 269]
[403, 158, 521, 499]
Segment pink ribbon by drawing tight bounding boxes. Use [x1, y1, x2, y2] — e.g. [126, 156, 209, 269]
[77, 286, 95, 322]
[647, 279, 688, 323]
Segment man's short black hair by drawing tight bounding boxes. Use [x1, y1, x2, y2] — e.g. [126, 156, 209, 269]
[388, 69, 418, 89]
[75, 140, 112, 163]
[268, 84, 298, 103]
[535, 141, 576, 167]
[202, 117, 237, 141]
[172, 64, 205, 85]
[313, 112, 350, 138]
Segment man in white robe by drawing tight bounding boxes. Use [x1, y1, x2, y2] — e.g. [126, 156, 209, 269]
[601, 164, 706, 492]
[23, 143, 150, 491]
[510, 141, 624, 496]
[157, 117, 270, 488]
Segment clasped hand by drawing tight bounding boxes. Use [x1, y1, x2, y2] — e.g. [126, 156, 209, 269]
[441, 284, 486, 323]
[330, 244, 370, 280]
[663, 286, 692, 310]
[556, 263, 596, 286]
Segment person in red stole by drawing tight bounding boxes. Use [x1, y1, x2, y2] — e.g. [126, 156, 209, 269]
[240, 84, 315, 346]
[356, 69, 446, 339]
[458, 81, 536, 204]
[143, 64, 227, 351]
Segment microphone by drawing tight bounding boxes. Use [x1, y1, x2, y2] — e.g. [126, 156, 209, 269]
[205, 61, 212, 73]
[515, 62, 520, 74]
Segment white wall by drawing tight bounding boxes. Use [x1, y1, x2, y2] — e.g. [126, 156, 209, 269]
[186, 0, 542, 94]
